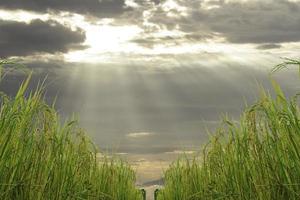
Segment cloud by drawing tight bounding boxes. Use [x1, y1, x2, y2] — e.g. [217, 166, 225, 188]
[164, 150, 195, 154]
[130, 33, 214, 48]
[140, 0, 300, 44]
[0, 19, 87, 58]
[126, 132, 156, 138]
[130, 36, 180, 48]
[0, 0, 130, 18]
[2, 0, 300, 52]
[256, 44, 282, 50]
[205, 0, 300, 43]
[142, 178, 164, 187]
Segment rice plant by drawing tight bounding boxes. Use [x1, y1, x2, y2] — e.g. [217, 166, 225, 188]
[158, 59, 300, 200]
[0, 63, 142, 199]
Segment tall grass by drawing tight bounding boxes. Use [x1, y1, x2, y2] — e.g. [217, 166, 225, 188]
[0, 70, 142, 199]
[158, 59, 300, 200]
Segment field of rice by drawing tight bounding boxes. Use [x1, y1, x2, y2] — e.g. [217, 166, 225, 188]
[1, 59, 300, 200]
[157, 59, 300, 200]
[0, 61, 143, 200]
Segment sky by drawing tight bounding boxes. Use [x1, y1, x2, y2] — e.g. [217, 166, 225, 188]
[0, 0, 300, 190]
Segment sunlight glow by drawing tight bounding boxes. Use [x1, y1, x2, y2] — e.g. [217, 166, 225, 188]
[85, 24, 142, 52]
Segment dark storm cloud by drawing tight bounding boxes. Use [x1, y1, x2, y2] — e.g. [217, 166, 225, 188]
[204, 0, 300, 43]
[133, 0, 300, 46]
[0, 0, 129, 18]
[0, 19, 86, 58]
[256, 44, 282, 50]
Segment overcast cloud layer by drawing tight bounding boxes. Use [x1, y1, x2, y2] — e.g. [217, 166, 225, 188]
[125, 0, 300, 48]
[0, 0, 299, 59]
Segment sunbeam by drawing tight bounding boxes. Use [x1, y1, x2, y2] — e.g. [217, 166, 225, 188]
[1, 1, 300, 197]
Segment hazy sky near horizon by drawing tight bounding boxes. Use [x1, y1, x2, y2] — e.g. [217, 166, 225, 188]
[0, 0, 300, 184]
